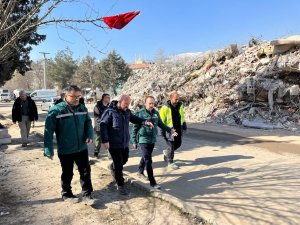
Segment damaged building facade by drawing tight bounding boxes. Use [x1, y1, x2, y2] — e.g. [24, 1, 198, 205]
[120, 35, 300, 131]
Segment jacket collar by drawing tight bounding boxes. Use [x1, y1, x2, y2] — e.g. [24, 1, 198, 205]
[166, 100, 182, 109]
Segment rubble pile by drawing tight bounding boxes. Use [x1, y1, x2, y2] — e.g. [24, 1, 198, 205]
[121, 35, 300, 131]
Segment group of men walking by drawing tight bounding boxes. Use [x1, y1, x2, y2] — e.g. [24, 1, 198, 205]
[12, 85, 187, 205]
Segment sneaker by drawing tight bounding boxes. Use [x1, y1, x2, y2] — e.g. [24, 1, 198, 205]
[82, 195, 96, 206]
[168, 163, 179, 170]
[117, 185, 128, 195]
[150, 184, 161, 190]
[21, 143, 27, 147]
[62, 194, 79, 203]
[136, 172, 149, 181]
[94, 151, 99, 158]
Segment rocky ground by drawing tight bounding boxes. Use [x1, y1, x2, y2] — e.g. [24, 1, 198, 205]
[0, 122, 204, 225]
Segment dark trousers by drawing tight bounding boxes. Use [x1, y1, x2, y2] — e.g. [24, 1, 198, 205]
[164, 136, 182, 164]
[138, 143, 156, 185]
[109, 147, 129, 186]
[58, 149, 93, 197]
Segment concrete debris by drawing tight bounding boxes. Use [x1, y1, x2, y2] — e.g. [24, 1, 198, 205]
[120, 35, 300, 131]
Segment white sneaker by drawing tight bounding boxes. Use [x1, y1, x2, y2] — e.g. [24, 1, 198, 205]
[168, 163, 179, 169]
[151, 184, 161, 190]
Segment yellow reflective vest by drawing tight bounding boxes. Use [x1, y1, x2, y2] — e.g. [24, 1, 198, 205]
[159, 102, 186, 128]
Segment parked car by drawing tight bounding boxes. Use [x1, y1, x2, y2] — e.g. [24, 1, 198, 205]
[0, 93, 11, 102]
[30, 89, 57, 101]
[41, 97, 59, 111]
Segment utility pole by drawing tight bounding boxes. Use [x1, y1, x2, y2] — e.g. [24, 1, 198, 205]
[39, 52, 50, 89]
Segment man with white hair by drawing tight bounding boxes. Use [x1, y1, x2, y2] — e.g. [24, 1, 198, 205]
[12, 90, 38, 147]
[100, 95, 154, 195]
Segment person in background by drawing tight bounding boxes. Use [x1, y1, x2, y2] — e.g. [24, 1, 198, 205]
[44, 85, 95, 205]
[54, 92, 66, 105]
[159, 91, 187, 169]
[100, 95, 154, 195]
[131, 96, 177, 189]
[12, 90, 38, 147]
[93, 93, 110, 158]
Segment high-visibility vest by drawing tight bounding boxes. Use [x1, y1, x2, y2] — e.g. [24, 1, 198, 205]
[159, 102, 186, 128]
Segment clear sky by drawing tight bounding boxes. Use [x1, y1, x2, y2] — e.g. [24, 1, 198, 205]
[30, 0, 300, 63]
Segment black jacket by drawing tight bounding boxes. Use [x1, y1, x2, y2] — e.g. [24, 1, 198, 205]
[12, 96, 38, 123]
[100, 100, 146, 149]
[94, 100, 108, 132]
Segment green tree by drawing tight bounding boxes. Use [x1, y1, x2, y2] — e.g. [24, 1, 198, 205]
[0, 0, 46, 85]
[0, 0, 106, 86]
[48, 48, 77, 90]
[99, 50, 133, 95]
[73, 54, 97, 90]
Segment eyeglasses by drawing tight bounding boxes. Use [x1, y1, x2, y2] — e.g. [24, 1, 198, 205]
[67, 95, 81, 100]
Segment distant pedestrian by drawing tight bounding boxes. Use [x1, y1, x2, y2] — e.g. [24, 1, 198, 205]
[12, 90, 38, 147]
[79, 97, 85, 105]
[44, 85, 95, 205]
[93, 93, 110, 158]
[100, 95, 154, 195]
[160, 91, 187, 169]
[131, 96, 177, 189]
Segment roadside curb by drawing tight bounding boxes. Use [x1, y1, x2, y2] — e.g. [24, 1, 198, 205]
[98, 163, 215, 225]
[187, 122, 300, 144]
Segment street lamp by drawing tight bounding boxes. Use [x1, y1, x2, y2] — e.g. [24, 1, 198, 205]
[39, 52, 50, 89]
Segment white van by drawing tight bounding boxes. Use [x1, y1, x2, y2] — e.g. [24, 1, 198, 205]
[30, 89, 57, 101]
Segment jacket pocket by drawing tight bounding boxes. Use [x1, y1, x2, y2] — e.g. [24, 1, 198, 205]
[112, 117, 120, 129]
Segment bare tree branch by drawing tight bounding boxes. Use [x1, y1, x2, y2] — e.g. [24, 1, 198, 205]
[0, 0, 107, 63]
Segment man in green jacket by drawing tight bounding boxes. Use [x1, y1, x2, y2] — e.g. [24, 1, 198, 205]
[44, 85, 95, 205]
[131, 96, 177, 189]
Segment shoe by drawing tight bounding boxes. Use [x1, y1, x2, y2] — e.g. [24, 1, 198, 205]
[150, 184, 161, 190]
[21, 143, 27, 147]
[94, 151, 99, 158]
[62, 194, 79, 203]
[168, 163, 179, 170]
[117, 185, 128, 195]
[82, 195, 96, 206]
[136, 172, 149, 181]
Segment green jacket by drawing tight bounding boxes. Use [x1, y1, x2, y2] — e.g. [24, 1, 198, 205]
[131, 107, 171, 144]
[44, 101, 93, 156]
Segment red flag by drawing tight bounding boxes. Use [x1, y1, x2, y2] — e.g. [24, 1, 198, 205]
[103, 11, 140, 29]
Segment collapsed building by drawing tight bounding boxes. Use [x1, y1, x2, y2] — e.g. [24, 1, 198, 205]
[121, 35, 300, 131]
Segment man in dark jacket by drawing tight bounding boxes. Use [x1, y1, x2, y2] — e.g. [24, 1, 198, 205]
[131, 96, 177, 189]
[44, 85, 95, 205]
[159, 91, 187, 169]
[100, 95, 154, 195]
[93, 93, 110, 158]
[12, 90, 38, 147]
